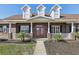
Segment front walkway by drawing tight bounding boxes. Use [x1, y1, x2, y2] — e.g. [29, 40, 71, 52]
[34, 38, 47, 55]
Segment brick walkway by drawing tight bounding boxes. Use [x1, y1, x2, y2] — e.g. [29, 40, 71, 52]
[34, 39, 47, 55]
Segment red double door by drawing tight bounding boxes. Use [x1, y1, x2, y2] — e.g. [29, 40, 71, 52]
[33, 24, 48, 38]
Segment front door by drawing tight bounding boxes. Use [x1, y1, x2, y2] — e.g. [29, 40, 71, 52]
[33, 24, 47, 38]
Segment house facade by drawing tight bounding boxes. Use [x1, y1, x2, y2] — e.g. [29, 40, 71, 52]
[0, 4, 79, 40]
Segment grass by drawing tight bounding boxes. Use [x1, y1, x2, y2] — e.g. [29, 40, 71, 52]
[0, 42, 36, 55]
[44, 40, 79, 55]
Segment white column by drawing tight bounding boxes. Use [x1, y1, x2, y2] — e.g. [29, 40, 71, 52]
[9, 23, 11, 33]
[48, 22, 50, 33]
[71, 22, 74, 33]
[69, 22, 75, 39]
[30, 22, 32, 33]
[8, 23, 12, 39]
[23, 11, 25, 19]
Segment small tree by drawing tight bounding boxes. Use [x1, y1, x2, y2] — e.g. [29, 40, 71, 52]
[17, 32, 26, 42]
[74, 31, 79, 39]
[54, 33, 63, 42]
[53, 33, 63, 55]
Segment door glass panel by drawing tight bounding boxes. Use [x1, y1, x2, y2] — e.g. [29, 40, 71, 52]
[41, 28, 44, 34]
[36, 28, 40, 31]
[36, 28, 39, 36]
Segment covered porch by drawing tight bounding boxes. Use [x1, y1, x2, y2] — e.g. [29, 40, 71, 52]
[0, 18, 78, 40]
[49, 22, 75, 40]
[8, 22, 76, 40]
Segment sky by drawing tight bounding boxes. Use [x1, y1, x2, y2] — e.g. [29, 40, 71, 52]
[0, 4, 79, 19]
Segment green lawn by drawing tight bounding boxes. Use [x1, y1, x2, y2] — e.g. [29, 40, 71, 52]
[0, 43, 36, 55]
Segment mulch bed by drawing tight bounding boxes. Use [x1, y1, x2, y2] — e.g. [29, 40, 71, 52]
[44, 40, 79, 55]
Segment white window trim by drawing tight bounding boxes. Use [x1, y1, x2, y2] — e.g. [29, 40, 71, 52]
[0, 25, 9, 33]
[51, 25, 60, 33]
[20, 25, 29, 33]
[3, 26, 7, 32]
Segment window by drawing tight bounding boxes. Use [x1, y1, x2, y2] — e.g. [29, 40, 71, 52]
[54, 10, 58, 14]
[51, 25, 60, 33]
[76, 25, 79, 32]
[0, 26, 2, 32]
[39, 9, 42, 12]
[20, 25, 29, 33]
[0, 25, 9, 32]
[3, 26, 8, 32]
[54, 10, 59, 18]
[38, 9, 44, 16]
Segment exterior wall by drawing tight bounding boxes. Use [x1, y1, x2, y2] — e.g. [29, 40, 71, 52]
[61, 23, 66, 33]
[11, 24, 16, 39]
[62, 23, 71, 33]
[15, 23, 71, 38]
[11, 24, 16, 33]
[12, 23, 30, 40]
[15, 23, 31, 40]
[50, 23, 73, 40]
[50, 23, 71, 33]
[16, 23, 30, 33]
[0, 22, 77, 40]
[66, 24, 71, 33]
[15, 23, 71, 39]
[0, 22, 78, 40]
[0, 32, 9, 39]
[74, 23, 79, 32]
[0, 24, 9, 39]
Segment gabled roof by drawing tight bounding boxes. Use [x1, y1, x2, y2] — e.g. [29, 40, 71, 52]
[61, 14, 79, 19]
[36, 4, 46, 10]
[27, 16, 52, 23]
[51, 4, 62, 10]
[3, 14, 79, 20]
[49, 4, 62, 14]
[3, 14, 36, 20]
[4, 15, 23, 20]
[21, 4, 31, 11]
[2, 14, 79, 23]
[29, 15, 51, 20]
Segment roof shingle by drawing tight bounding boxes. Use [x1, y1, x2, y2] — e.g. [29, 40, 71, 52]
[3, 14, 79, 20]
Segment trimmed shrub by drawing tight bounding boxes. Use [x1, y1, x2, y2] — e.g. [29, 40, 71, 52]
[17, 32, 26, 42]
[54, 33, 63, 42]
[74, 32, 79, 39]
